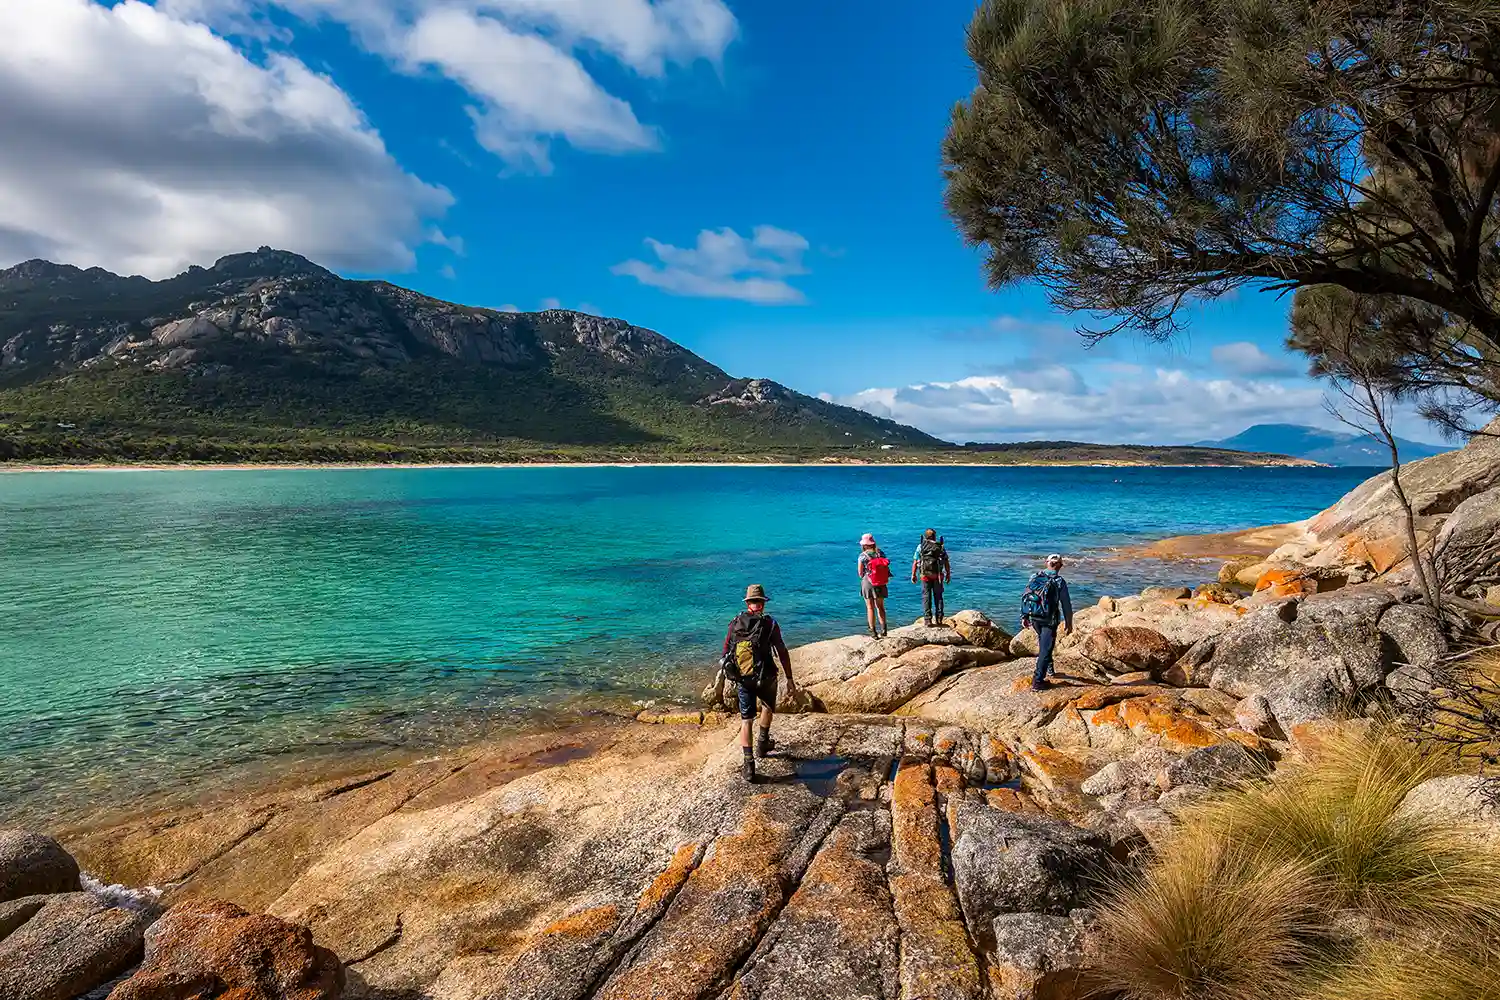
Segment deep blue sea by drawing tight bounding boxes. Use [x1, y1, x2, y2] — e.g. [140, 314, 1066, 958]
[0, 465, 1374, 820]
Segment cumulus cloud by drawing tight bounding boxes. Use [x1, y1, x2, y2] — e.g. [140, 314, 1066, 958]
[1211, 341, 1301, 377]
[613, 226, 811, 304]
[839, 368, 1325, 444]
[0, 0, 450, 278]
[162, 0, 737, 172]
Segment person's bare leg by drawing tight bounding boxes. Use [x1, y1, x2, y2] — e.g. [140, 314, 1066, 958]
[740, 719, 752, 750]
[876, 596, 888, 635]
[759, 704, 774, 731]
[865, 596, 878, 634]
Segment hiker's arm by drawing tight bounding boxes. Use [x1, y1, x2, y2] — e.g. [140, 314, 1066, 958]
[911, 548, 919, 583]
[943, 551, 952, 584]
[772, 624, 794, 685]
[722, 623, 734, 658]
[1060, 580, 1074, 631]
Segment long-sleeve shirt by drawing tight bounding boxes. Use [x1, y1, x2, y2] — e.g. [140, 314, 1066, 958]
[1044, 572, 1074, 630]
[723, 614, 792, 675]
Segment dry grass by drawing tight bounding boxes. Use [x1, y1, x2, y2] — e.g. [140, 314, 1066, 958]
[1091, 839, 1328, 1000]
[1305, 936, 1500, 1000]
[1094, 727, 1500, 1000]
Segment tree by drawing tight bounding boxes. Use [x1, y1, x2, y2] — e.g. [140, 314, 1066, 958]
[943, 0, 1500, 345]
[1303, 295, 1442, 607]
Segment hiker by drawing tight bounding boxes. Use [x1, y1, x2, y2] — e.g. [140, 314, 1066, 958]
[1021, 553, 1074, 691]
[911, 529, 952, 626]
[857, 533, 891, 638]
[722, 584, 796, 783]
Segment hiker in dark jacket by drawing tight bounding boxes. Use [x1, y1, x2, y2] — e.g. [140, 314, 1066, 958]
[858, 532, 891, 638]
[1024, 554, 1074, 691]
[722, 584, 796, 783]
[911, 529, 952, 626]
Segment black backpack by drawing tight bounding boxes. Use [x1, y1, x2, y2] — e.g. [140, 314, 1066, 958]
[1020, 572, 1061, 625]
[723, 611, 774, 682]
[919, 537, 946, 577]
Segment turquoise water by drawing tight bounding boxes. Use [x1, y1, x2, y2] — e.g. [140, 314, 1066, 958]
[0, 465, 1373, 821]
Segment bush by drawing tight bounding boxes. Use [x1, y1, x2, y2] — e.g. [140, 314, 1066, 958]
[1306, 937, 1500, 1000]
[1093, 728, 1500, 999]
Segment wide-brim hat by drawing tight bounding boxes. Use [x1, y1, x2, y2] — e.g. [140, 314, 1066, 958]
[859, 533, 876, 547]
[744, 584, 770, 603]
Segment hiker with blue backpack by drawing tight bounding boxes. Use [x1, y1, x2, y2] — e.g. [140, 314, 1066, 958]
[1021, 553, 1074, 691]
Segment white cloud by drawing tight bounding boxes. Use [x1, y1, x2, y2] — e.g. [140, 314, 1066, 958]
[0, 0, 450, 277]
[839, 368, 1325, 445]
[161, 0, 736, 172]
[613, 226, 811, 304]
[404, 8, 656, 173]
[1211, 341, 1300, 377]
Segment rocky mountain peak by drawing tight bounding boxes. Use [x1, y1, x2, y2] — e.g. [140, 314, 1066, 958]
[0, 259, 86, 290]
[207, 247, 332, 282]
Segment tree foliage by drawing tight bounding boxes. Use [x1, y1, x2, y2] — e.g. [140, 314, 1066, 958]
[944, 0, 1500, 350]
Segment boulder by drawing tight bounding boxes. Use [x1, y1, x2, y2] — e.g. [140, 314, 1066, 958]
[1233, 694, 1281, 739]
[1079, 761, 1138, 798]
[989, 910, 1099, 1000]
[809, 644, 1005, 715]
[1194, 583, 1237, 605]
[1010, 629, 1040, 658]
[1194, 588, 1400, 726]
[1082, 627, 1182, 675]
[0, 892, 150, 1000]
[1377, 603, 1447, 673]
[1141, 586, 1191, 601]
[946, 610, 1015, 653]
[1433, 487, 1500, 592]
[0, 831, 79, 903]
[950, 801, 1112, 931]
[1394, 776, 1500, 845]
[1161, 743, 1267, 791]
[1156, 784, 1214, 814]
[109, 899, 343, 1000]
[1124, 804, 1175, 846]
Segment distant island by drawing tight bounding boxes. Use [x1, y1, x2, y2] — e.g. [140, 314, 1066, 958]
[1194, 423, 1455, 466]
[1, 248, 1312, 468]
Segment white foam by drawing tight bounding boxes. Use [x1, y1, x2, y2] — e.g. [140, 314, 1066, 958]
[81, 872, 163, 913]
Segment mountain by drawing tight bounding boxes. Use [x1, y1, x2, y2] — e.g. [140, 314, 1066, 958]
[1194, 424, 1455, 466]
[0, 248, 943, 462]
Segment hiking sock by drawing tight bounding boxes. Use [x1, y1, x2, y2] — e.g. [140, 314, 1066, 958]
[741, 747, 756, 782]
[757, 727, 773, 757]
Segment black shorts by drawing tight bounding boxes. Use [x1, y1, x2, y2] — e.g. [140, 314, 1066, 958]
[736, 670, 779, 720]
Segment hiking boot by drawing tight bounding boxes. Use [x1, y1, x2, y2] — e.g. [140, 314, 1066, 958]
[1031, 679, 1048, 692]
[741, 756, 757, 783]
[756, 734, 775, 758]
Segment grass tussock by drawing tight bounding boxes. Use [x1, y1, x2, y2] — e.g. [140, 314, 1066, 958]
[1094, 727, 1500, 1000]
[1306, 937, 1500, 1000]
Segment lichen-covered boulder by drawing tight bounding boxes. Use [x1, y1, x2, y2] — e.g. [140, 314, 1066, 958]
[1433, 487, 1500, 593]
[109, 899, 344, 1000]
[1082, 626, 1182, 675]
[951, 801, 1112, 932]
[989, 910, 1100, 1000]
[1194, 588, 1400, 726]
[946, 610, 1015, 653]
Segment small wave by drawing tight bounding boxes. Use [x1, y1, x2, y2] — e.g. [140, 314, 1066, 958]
[82, 872, 163, 913]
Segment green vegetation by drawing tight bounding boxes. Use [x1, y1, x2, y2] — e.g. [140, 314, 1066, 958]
[1093, 729, 1500, 1000]
[943, 0, 1500, 435]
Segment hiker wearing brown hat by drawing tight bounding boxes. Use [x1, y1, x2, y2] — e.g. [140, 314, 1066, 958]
[721, 584, 796, 783]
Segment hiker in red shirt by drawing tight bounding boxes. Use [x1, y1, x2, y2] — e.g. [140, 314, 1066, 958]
[857, 532, 891, 638]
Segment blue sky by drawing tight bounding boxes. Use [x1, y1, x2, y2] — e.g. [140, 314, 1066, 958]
[0, 0, 1440, 444]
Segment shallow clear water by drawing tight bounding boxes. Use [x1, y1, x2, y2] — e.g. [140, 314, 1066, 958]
[0, 464, 1374, 821]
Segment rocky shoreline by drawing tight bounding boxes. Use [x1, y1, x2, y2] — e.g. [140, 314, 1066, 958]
[5, 424, 1500, 1000]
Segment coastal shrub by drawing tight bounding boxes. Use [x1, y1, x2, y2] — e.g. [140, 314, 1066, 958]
[1191, 731, 1500, 929]
[1093, 729, 1500, 999]
[1305, 936, 1500, 1000]
[1091, 839, 1329, 1000]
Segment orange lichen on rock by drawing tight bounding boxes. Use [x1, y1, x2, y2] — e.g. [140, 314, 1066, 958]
[540, 904, 620, 940]
[634, 841, 702, 914]
[1255, 568, 1317, 597]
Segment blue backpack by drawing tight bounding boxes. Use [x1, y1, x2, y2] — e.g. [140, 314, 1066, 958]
[1020, 572, 1060, 625]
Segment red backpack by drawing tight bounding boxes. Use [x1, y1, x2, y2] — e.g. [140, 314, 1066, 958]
[867, 554, 892, 586]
